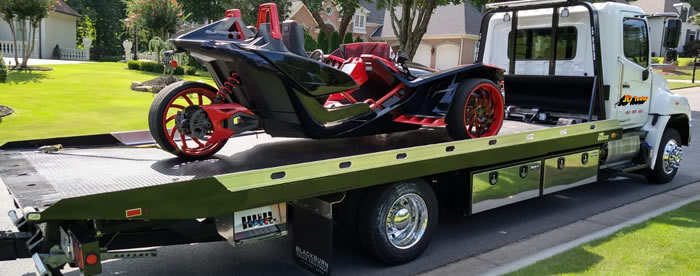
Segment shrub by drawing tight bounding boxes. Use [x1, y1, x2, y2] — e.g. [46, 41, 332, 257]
[186, 66, 197, 75]
[127, 60, 141, 70]
[139, 61, 163, 73]
[677, 57, 696, 67]
[304, 30, 316, 51]
[329, 31, 341, 53]
[651, 57, 663, 64]
[0, 54, 7, 83]
[354, 36, 363, 43]
[173, 66, 185, 75]
[343, 32, 353, 44]
[98, 55, 123, 62]
[682, 40, 700, 57]
[317, 31, 329, 53]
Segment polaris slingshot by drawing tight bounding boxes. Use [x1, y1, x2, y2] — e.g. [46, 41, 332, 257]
[149, 3, 505, 159]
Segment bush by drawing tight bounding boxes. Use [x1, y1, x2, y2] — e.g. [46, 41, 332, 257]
[343, 32, 353, 44]
[186, 66, 197, 75]
[173, 66, 184, 75]
[677, 57, 697, 67]
[139, 61, 163, 73]
[0, 54, 7, 83]
[354, 36, 363, 43]
[127, 60, 141, 70]
[329, 31, 341, 53]
[304, 30, 316, 51]
[651, 57, 664, 64]
[683, 40, 700, 57]
[97, 55, 123, 62]
[317, 31, 329, 53]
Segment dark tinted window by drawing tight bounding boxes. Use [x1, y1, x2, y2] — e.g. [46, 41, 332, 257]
[623, 18, 649, 68]
[508, 27, 577, 60]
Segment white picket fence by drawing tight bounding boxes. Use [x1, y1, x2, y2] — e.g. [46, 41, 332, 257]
[0, 40, 89, 61]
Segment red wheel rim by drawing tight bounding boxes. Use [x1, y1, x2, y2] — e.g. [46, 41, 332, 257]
[162, 88, 224, 156]
[462, 83, 504, 138]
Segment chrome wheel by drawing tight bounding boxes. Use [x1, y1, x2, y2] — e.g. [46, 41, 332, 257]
[385, 193, 428, 249]
[662, 139, 682, 174]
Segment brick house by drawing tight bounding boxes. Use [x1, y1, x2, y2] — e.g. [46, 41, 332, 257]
[287, 0, 385, 41]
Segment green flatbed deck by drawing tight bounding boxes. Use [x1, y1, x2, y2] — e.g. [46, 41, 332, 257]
[0, 120, 621, 221]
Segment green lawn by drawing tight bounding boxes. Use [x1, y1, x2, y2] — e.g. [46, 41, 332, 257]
[0, 62, 213, 145]
[508, 200, 700, 276]
[669, 82, 700, 90]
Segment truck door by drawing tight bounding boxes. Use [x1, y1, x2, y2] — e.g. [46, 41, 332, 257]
[616, 14, 652, 128]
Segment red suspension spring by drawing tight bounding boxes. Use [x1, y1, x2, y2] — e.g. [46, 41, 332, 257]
[216, 72, 241, 102]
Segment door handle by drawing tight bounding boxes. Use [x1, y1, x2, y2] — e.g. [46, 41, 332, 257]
[622, 82, 631, 88]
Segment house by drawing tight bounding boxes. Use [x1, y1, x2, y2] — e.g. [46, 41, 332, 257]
[287, 0, 384, 41]
[0, 0, 87, 61]
[631, 0, 699, 54]
[371, 2, 483, 70]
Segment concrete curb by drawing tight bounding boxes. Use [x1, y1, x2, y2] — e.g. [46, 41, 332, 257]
[422, 181, 700, 276]
[482, 191, 700, 276]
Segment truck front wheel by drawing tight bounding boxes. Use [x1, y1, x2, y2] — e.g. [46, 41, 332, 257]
[646, 128, 683, 184]
[358, 179, 438, 264]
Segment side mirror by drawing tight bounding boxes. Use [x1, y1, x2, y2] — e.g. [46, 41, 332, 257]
[643, 69, 650, 81]
[664, 19, 682, 49]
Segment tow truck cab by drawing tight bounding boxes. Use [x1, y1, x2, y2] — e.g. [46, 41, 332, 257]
[479, 0, 690, 174]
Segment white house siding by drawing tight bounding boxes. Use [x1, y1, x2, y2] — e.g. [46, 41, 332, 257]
[41, 12, 78, 59]
[0, 20, 40, 59]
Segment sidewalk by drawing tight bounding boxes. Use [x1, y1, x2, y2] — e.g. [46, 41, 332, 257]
[5, 58, 92, 67]
[421, 181, 700, 276]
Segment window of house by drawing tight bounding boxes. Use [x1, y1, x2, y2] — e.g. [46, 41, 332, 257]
[325, 7, 333, 16]
[353, 14, 366, 31]
[622, 18, 649, 68]
[507, 27, 577, 60]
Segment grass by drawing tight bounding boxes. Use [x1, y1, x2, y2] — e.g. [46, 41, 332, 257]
[668, 82, 700, 90]
[507, 200, 700, 276]
[0, 62, 213, 145]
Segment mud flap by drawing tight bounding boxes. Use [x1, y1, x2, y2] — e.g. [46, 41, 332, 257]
[291, 194, 344, 276]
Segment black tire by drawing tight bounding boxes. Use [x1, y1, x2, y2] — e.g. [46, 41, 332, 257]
[358, 179, 438, 265]
[445, 78, 504, 140]
[148, 81, 227, 160]
[645, 128, 682, 184]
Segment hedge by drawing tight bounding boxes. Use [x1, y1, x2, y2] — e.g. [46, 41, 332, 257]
[126, 60, 188, 75]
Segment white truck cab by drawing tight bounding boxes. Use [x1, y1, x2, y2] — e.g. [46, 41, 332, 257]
[477, 0, 691, 183]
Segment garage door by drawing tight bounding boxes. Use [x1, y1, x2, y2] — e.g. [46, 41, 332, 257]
[413, 44, 432, 68]
[435, 43, 460, 70]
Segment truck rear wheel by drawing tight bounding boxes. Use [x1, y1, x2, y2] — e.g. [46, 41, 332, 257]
[358, 179, 438, 264]
[446, 78, 504, 140]
[646, 128, 682, 184]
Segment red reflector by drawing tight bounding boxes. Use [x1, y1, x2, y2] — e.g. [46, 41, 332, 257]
[85, 253, 98, 265]
[171, 60, 178, 68]
[125, 208, 142, 218]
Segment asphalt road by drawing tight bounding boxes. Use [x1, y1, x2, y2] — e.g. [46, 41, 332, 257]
[1, 88, 699, 276]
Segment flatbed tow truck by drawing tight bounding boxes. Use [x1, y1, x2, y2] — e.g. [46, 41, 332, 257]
[0, 1, 692, 275]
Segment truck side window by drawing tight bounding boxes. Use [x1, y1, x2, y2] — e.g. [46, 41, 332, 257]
[622, 18, 649, 68]
[508, 27, 577, 60]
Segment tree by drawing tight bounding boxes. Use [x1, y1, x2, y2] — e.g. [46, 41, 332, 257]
[222, 0, 290, 25]
[343, 32, 353, 44]
[317, 28, 329, 53]
[376, 0, 462, 59]
[180, 0, 224, 23]
[125, 0, 188, 40]
[329, 31, 340, 52]
[304, 29, 317, 51]
[68, 0, 127, 61]
[0, 0, 53, 69]
[303, 0, 363, 39]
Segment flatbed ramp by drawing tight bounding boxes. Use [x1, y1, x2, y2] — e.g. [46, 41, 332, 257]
[0, 120, 620, 221]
